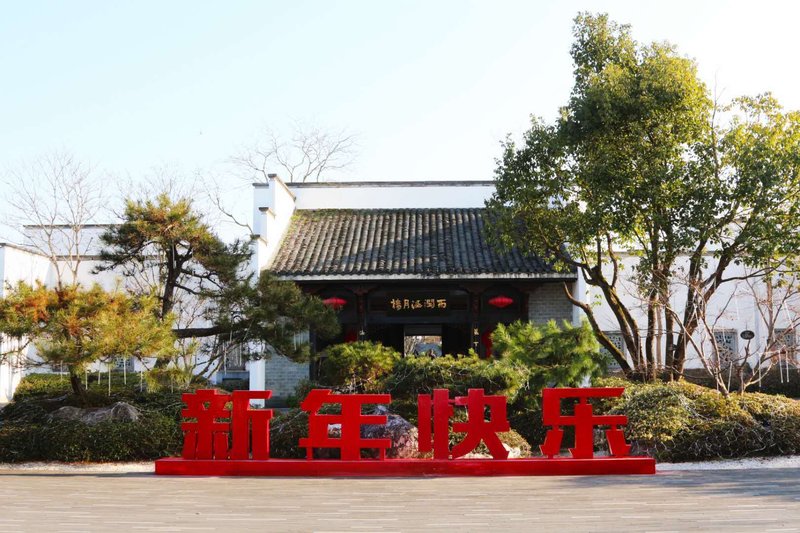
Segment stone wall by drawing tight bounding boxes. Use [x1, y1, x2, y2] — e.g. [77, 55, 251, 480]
[263, 355, 309, 399]
[527, 282, 574, 325]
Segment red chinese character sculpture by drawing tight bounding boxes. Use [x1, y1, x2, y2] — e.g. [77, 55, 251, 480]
[418, 388, 510, 459]
[230, 391, 274, 460]
[181, 389, 274, 460]
[417, 389, 452, 459]
[299, 389, 392, 460]
[181, 389, 232, 460]
[539, 387, 631, 459]
[159, 386, 656, 476]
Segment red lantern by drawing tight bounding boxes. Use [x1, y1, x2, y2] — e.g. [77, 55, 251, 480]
[488, 295, 514, 309]
[322, 297, 347, 310]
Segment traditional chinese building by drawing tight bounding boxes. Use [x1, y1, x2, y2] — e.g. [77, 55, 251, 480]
[248, 176, 580, 398]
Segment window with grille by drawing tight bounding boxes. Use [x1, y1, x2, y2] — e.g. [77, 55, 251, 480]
[713, 329, 738, 363]
[223, 343, 246, 371]
[775, 328, 797, 364]
[600, 331, 625, 370]
[114, 357, 134, 372]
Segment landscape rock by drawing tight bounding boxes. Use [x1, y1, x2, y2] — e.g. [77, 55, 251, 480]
[314, 406, 419, 459]
[360, 405, 419, 459]
[50, 402, 141, 425]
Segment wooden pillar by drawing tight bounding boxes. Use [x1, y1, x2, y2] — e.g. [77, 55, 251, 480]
[350, 285, 374, 341]
[459, 283, 486, 357]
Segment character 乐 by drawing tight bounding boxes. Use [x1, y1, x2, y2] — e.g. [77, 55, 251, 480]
[539, 387, 632, 459]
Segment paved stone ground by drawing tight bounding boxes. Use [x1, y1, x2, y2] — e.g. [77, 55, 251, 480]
[0, 468, 798, 532]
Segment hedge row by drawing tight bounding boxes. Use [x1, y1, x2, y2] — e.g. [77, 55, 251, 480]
[0, 414, 182, 462]
[596, 377, 800, 462]
[0, 374, 189, 462]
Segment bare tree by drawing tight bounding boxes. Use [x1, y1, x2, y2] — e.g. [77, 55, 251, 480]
[666, 264, 800, 395]
[748, 268, 800, 385]
[0, 152, 105, 372]
[3, 152, 106, 288]
[234, 124, 357, 183]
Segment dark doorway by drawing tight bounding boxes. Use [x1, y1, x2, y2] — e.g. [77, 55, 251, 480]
[366, 323, 470, 356]
[442, 323, 470, 355]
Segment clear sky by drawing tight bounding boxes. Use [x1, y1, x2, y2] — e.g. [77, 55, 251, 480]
[2, 0, 799, 240]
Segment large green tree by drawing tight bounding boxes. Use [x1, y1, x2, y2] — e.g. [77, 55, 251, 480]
[0, 283, 176, 402]
[487, 13, 800, 379]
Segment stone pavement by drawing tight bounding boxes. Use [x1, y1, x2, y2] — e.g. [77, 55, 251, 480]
[0, 468, 798, 532]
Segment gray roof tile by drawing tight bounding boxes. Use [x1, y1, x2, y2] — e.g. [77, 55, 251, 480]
[270, 209, 573, 280]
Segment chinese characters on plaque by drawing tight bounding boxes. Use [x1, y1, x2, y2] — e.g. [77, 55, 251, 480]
[389, 297, 447, 311]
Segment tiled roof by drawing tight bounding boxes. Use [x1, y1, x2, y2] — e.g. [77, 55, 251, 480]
[270, 209, 574, 280]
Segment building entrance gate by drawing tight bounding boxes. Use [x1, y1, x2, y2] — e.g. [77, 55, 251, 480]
[314, 283, 529, 359]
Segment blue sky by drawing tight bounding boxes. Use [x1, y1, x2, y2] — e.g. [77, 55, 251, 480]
[2, 1, 799, 240]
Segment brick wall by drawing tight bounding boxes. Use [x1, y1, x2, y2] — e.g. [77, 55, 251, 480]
[263, 355, 309, 399]
[528, 282, 574, 325]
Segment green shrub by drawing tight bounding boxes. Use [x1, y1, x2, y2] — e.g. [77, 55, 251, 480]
[0, 399, 51, 423]
[318, 341, 400, 393]
[145, 366, 194, 393]
[492, 320, 605, 392]
[507, 401, 547, 452]
[679, 367, 800, 398]
[495, 430, 532, 457]
[130, 391, 187, 420]
[12, 372, 168, 404]
[0, 413, 182, 462]
[14, 372, 136, 400]
[594, 377, 800, 461]
[1, 373, 227, 463]
[385, 355, 523, 401]
[446, 408, 533, 457]
[269, 408, 309, 459]
[2, 385, 189, 425]
[12, 373, 70, 399]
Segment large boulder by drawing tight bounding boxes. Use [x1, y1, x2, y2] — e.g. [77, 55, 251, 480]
[361, 405, 419, 459]
[51, 402, 141, 425]
[312, 406, 419, 459]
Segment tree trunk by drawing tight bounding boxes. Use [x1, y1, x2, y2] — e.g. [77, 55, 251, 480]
[68, 366, 88, 405]
[562, 282, 633, 373]
[645, 290, 657, 381]
[664, 307, 675, 377]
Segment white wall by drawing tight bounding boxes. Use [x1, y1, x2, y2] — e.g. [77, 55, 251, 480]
[587, 254, 800, 370]
[252, 177, 298, 272]
[0, 245, 53, 401]
[0, 245, 54, 295]
[289, 181, 494, 210]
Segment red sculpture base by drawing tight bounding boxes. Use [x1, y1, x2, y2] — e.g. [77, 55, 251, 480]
[155, 457, 655, 476]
